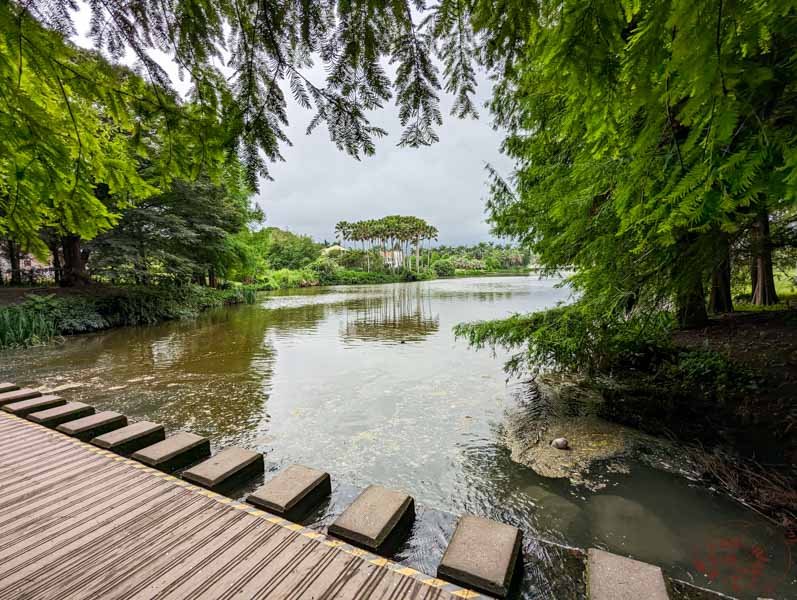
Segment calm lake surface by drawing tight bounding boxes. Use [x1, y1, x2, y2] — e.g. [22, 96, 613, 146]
[2, 276, 793, 599]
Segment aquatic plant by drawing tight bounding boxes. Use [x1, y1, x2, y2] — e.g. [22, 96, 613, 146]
[0, 304, 57, 348]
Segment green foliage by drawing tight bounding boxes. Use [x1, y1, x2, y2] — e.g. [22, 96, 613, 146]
[0, 285, 249, 349]
[431, 243, 529, 271]
[89, 169, 259, 284]
[242, 287, 258, 305]
[325, 270, 401, 285]
[432, 259, 456, 277]
[455, 302, 675, 376]
[307, 257, 340, 285]
[0, 302, 57, 348]
[335, 248, 385, 271]
[660, 351, 743, 400]
[256, 269, 318, 291]
[257, 229, 321, 271]
[460, 0, 797, 324]
[0, 6, 232, 251]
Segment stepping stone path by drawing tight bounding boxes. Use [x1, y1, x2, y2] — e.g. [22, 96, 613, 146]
[132, 432, 211, 472]
[2, 395, 65, 416]
[57, 411, 128, 441]
[248, 464, 331, 519]
[1, 381, 696, 600]
[437, 515, 522, 598]
[328, 485, 415, 552]
[588, 548, 670, 600]
[182, 447, 264, 489]
[0, 388, 41, 406]
[92, 421, 166, 455]
[28, 402, 94, 427]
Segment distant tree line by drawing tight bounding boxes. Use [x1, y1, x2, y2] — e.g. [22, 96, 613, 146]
[334, 217, 439, 273]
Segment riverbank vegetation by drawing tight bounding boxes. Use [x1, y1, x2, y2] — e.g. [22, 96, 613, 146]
[0, 285, 254, 349]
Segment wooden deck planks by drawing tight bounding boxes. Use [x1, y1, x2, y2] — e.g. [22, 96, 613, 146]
[0, 413, 471, 600]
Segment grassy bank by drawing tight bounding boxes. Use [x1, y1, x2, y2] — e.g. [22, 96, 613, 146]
[0, 285, 256, 350]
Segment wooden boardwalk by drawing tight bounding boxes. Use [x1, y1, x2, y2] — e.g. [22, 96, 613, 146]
[0, 412, 475, 600]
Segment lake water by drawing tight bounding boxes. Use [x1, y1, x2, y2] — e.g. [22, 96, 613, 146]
[1, 276, 793, 599]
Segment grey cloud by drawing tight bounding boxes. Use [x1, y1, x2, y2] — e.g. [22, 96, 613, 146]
[258, 77, 514, 245]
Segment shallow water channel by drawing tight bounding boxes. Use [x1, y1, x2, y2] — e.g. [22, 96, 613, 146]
[2, 276, 794, 599]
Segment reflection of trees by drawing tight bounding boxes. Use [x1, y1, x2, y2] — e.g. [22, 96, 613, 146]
[2, 302, 330, 446]
[340, 286, 439, 343]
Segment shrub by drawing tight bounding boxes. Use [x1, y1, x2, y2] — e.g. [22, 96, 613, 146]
[432, 259, 456, 277]
[257, 268, 318, 290]
[307, 257, 340, 285]
[399, 268, 433, 282]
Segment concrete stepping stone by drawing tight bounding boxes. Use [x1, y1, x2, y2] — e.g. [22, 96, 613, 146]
[28, 402, 95, 428]
[3, 395, 65, 417]
[328, 484, 415, 552]
[92, 421, 166, 455]
[131, 432, 211, 472]
[0, 388, 42, 406]
[182, 447, 264, 490]
[437, 514, 522, 598]
[247, 464, 331, 519]
[0, 383, 19, 394]
[587, 548, 670, 600]
[57, 411, 128, 442]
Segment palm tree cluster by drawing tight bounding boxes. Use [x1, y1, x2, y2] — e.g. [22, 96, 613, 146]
[334, 216, 438, 273]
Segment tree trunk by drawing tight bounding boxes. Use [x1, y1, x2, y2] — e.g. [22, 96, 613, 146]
[708, 246, 733, 313]
[60, 235, 91, 287]
[208, 268, 217, 288]
[47, 239, 62, 284]
[7, 240, 22, 285]
[676, 275, 708, 328]
[750, 254, 758, 299]
[751, 210, 779, 305]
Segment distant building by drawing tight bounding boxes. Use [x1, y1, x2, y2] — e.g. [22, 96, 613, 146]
[380, 248, 404, 269]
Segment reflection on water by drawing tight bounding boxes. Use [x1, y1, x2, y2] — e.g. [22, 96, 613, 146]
[1, 276, 793, 600]
[341, 287, 439, 343]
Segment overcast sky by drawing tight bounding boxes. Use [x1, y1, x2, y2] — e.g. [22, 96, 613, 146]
[72, 14, 514, 246]
[263, 77, 514, 245]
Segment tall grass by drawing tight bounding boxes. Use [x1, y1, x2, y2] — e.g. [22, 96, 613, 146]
[242, 287, 258, 304]
[0, 305, 57, 349]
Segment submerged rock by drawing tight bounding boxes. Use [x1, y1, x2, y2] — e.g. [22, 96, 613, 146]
[501, 376, 681, 486]
[505, 415, 631, 480]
